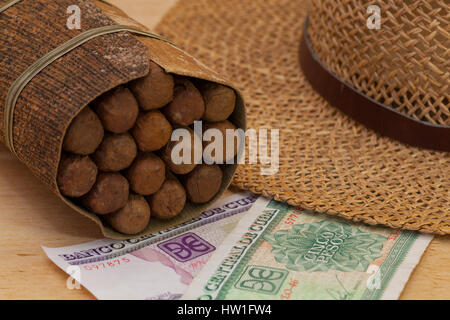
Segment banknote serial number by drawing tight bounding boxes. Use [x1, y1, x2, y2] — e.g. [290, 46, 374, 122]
[82, 257, 131, 271]
[282, 209, 301, 225]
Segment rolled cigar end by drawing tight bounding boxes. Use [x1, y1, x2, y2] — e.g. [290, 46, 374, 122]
[203, 120, 239, 163]
[200, 83, 236, 122]
[132, 110, 172, 152]
[163, 78, 205, 126]
[127, 153, 166, 195]
[160, 127, 200, 175]
[57, 154, 98, 197]
[63, 107, 104, 155]
[93, 86, 139, 133]
[105, 194, 151, 235]
[183, 164, 223, 203]
[81, 172, 129, 215]
[93, 133, 137, 172]
[147, 179, 186, 220]
[129, 61, 174, 110]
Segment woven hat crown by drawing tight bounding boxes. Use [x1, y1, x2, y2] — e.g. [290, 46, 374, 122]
[307, 0, 449, 126]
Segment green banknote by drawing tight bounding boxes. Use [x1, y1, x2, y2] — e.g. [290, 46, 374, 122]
[182, 197, 432, 300]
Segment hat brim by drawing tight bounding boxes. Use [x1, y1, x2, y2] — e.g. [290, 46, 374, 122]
[156, 0, 449, 234]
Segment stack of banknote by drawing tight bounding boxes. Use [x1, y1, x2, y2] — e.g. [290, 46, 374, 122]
[44, 193, 432, 300]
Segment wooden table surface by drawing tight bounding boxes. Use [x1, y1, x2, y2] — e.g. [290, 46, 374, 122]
[0, 0, 448, 300]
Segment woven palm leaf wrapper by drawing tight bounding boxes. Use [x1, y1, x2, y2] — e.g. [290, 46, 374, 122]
[0, 0, 245, 239]
[155, 0, 449, 235]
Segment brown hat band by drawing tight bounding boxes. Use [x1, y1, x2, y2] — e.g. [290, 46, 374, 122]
[299, 15, 450, 152]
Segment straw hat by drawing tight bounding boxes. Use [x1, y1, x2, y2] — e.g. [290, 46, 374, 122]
[156, 0, 450, 234]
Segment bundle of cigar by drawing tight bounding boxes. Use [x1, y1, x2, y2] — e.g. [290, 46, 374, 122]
[57, 61, 238, 235]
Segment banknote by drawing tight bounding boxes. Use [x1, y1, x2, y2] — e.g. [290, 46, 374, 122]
[43, 192, 257, 300]
[182, 197, 433, 300]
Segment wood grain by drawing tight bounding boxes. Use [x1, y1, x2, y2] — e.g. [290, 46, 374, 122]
[0, 0, 447, 300]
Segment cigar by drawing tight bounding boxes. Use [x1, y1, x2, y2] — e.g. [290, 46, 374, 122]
[92, 133, 137, 172]
[63, 106, 104, 155]
[93, 86, 139, 134]
[126, 153, 166, 195]
[198, 82, 236, 122]
[203, 120, 239, 163]
[59, 73, 235, 233]
[182, 164, 223, 203]
[131, 110, 173, 152]
[129, 61, 174, 110]
[104, 194, 151, 235]
[81, 172, 129, 215]
[163, 78, 205, 126]
[57, 154, 98, 197]
[147, 178, 186, 220]
[160, 127, 200, 175]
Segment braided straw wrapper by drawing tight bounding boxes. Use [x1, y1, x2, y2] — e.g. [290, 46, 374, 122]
[0, 0, 245, 239]
[155, 0, 449, 234]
